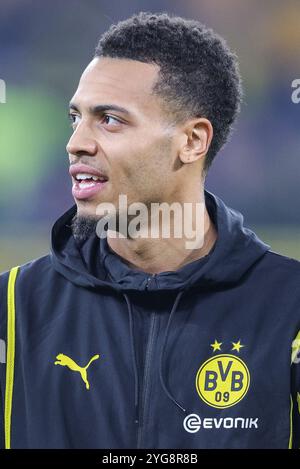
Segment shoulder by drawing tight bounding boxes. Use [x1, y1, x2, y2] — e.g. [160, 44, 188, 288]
[262, 250, 300, 274]
[257, 250, 300, 297]
[0, 253, 54, 292]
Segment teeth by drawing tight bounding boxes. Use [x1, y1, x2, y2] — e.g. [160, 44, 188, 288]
[79, 181, 96, 189]
[75, 172, 101, 181]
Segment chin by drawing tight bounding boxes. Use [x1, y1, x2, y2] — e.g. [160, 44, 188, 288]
[75, 199, 100, 218]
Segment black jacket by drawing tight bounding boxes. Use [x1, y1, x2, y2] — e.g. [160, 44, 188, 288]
[1, 190, 300, 448]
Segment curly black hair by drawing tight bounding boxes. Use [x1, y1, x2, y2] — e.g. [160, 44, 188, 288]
[95, 12, 243, 174]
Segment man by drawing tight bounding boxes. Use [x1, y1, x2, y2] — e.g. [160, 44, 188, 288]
[1, 11, 300, 449]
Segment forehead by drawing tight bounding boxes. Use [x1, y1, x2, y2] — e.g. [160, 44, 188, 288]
[72, 57, 161, 114]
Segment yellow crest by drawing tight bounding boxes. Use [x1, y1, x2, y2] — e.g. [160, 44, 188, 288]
[196, 354, 250, 409]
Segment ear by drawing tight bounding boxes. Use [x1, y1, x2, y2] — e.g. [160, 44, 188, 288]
[178, 118, 213, 164]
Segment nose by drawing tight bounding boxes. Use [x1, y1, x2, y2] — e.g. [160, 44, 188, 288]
[66, 124, 98, 157]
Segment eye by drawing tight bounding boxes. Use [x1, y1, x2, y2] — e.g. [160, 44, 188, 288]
[68, 113, 80, 127]
[102, 114, 121, 126]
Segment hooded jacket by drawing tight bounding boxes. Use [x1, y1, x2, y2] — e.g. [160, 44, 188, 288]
[1, 189, 300, 449]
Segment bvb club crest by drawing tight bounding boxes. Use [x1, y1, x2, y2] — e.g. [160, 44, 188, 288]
[195, 340, 250, 409]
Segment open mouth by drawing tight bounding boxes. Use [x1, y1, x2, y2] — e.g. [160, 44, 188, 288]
[71, 171, 109, 200]
[74, 173, 108, 189]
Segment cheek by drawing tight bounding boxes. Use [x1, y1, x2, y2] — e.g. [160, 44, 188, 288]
[105, 131, 173, 189]
[131, 147, 173, 198]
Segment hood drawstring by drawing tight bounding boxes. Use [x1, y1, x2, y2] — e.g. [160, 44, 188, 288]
[123, 290, 187, 425]
[123, 293, 140, 424]
[159, 290, 186, 414]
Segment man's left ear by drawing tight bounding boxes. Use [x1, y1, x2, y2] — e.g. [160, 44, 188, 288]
[179, 118, 213, 164]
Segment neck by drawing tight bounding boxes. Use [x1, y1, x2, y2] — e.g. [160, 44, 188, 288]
[106, 190, 217, 274]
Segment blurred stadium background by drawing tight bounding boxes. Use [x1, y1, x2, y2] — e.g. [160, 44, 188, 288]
[1, 0, 300, 273]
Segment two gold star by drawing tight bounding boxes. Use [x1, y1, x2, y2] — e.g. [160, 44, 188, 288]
[231, 340, 245, 353]
[210, 339, 245, 353]
[210, 340, 222, 352]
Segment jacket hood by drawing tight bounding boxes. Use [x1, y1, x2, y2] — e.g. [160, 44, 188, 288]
[50, 190, 270, 292]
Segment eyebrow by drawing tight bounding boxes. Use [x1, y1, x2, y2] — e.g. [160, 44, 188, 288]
[69, 102, 131, 116]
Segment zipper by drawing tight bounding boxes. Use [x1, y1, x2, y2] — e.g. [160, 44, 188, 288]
[145, 273, 156, 290]
[137, 312, 157, 448]
[136, 273, 158, 448]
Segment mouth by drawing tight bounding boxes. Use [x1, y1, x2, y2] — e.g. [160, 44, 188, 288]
[69, 164, 109, 200]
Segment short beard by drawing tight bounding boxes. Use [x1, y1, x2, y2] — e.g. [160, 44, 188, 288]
[71, 214, 99, 243]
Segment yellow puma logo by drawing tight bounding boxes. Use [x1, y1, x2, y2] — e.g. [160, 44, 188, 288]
[54, 353, 100, 390]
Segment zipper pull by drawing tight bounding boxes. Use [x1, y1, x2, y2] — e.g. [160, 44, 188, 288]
[145, 274, 156, 290]
[145, 277, 152, 290]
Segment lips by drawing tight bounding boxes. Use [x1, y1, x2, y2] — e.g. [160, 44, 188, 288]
[69, 164, 109, 200]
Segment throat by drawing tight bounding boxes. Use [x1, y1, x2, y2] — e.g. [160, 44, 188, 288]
[107, 219, 217, 274]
